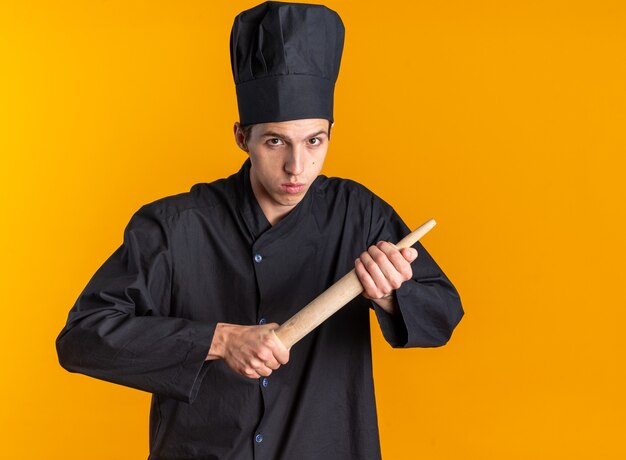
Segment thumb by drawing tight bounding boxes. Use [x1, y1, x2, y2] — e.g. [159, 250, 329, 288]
[401, 247, 418, 263]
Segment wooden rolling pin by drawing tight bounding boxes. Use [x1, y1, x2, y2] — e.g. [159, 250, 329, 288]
[273, 219, 437, 349]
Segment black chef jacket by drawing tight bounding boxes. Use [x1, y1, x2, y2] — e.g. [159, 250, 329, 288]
[56, 159, 463, 460]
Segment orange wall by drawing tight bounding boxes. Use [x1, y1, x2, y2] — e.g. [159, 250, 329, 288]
[1, 1, 625, 458]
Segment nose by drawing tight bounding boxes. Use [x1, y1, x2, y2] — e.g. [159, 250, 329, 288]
[284, 145, 304, 176]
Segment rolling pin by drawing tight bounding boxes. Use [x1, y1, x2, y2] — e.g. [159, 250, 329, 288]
[273, 219, 436, 349]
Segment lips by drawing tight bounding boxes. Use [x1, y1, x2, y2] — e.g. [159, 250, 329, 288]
[281, 183, 305, 194]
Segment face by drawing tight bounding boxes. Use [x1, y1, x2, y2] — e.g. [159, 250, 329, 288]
[234, 118, 330, 223]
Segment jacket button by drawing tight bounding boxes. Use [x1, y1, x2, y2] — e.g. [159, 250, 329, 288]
[255, 433, 264, 443]
[254, 253, 263, 263]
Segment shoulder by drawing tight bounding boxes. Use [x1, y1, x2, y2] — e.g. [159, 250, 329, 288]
[313, 175, 393, 212]
[314, 175, 375, 201]
[136, 175, 238, 223]
[311, 175, 404, 245]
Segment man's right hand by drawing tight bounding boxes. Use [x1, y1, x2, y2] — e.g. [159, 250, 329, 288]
[206, 322, 290, 379]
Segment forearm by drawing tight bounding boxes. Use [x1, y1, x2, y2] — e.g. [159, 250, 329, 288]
[371, 293, 399, 315]
[206, 322, 230, 360]
[56, 311, 216, 402]
[378, 274, 463, 348]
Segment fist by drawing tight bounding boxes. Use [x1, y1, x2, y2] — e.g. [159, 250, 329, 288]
[355, 241, 417, 300]
[207, 323, 290, 379]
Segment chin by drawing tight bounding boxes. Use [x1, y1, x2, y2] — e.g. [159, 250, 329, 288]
[275, 194, 303, 207]
[280, 197, 301, 207]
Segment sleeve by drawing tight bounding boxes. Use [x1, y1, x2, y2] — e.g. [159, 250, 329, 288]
[366, 195, 464, 348]
[56, 204, 216, 403]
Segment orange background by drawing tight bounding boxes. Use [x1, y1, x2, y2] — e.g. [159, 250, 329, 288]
[1, 1, 625, 458]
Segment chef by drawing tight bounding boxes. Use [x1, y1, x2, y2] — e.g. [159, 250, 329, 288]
[57, 2, 464, 459]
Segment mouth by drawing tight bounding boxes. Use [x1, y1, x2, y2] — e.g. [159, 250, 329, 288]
[281, 183, 305, 194]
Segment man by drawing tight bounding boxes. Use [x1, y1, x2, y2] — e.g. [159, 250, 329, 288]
[56, 2, 463, 459]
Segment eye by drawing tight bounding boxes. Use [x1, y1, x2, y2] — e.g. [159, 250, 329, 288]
[267, 138, 284, 146]
[308, 137, 321, 145]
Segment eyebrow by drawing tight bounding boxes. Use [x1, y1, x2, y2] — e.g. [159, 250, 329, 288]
[259, 130, 328, 143]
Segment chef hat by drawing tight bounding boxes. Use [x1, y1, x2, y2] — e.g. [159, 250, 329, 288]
[230, 1, 345, 125]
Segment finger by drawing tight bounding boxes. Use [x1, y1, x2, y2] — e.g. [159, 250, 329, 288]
[267, 330, 290, 365]
[243, 367, 261, 379]
[374, 242, 409, 277]
[374, 241, 417, 263]
[256, 365, 273, 377]
[277, 347, 290, 365]
[364, 246, 399, 292]
[257, 327, 280, 357]
[247, 357, 273, 377]
[355, 257, 387, 299]
[376, 241, 414, 280]
[274, 345, 290, 365]
[255, 350, 280, 370]
[400, 247, 418, 263]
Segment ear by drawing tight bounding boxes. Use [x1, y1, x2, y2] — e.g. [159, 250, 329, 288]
[233, 122, 248, 152]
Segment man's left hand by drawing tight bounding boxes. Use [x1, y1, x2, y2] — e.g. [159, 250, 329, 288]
[355, 241, 418, 315]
